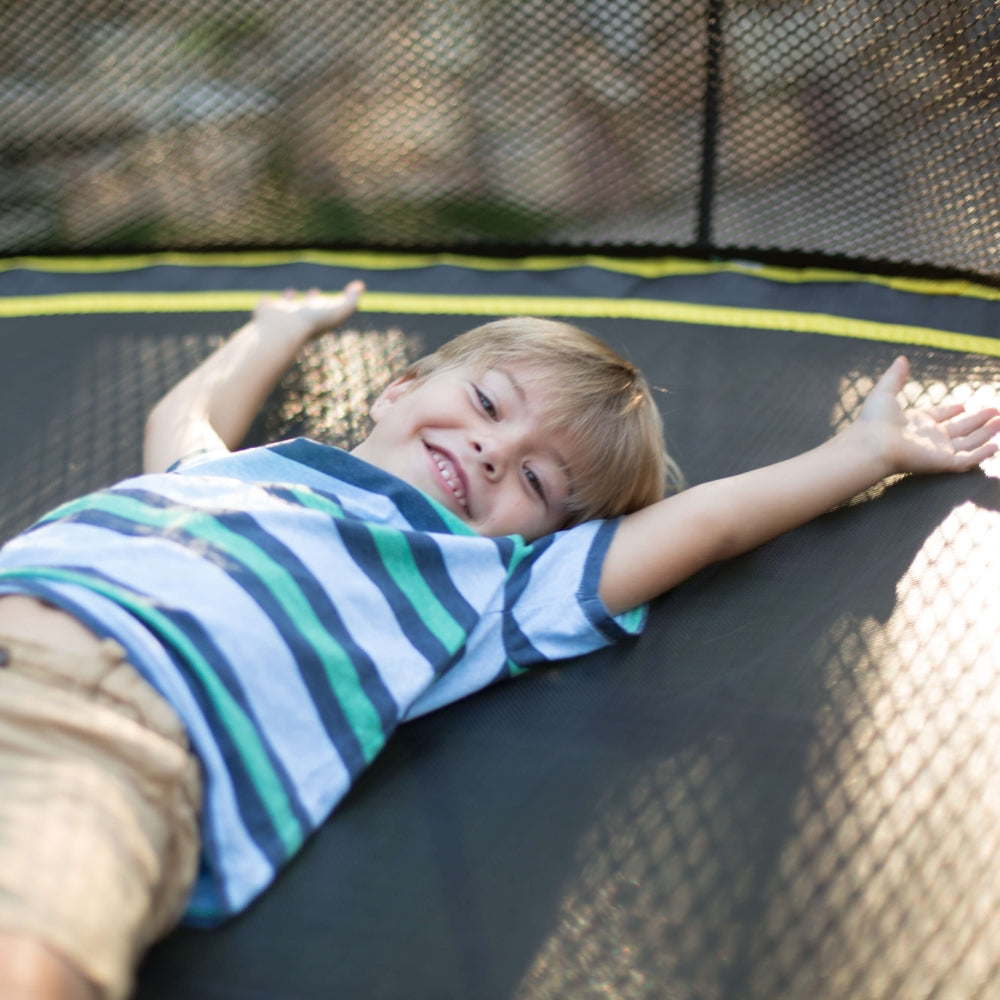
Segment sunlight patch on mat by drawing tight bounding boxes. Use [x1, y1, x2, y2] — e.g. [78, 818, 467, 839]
[514, 747, 753, 1000]
[261, 326, 418, 450]
[762, 502, 1000, 999]
[829, 362, 1000, 434]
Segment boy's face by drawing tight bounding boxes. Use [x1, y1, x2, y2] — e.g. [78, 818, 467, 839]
[353, 362, 574, 540]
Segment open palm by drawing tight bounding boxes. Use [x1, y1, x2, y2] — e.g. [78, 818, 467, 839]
[859, 356, 1000, 475]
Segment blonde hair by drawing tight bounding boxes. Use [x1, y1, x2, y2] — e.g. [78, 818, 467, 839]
[407, 317, 684, 525]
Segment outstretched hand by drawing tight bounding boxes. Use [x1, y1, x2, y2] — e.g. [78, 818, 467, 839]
[254, 281, 366, 341]
[858, 356, 1000, 476]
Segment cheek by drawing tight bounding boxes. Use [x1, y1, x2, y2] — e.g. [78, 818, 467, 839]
[513, 497, 553, 538]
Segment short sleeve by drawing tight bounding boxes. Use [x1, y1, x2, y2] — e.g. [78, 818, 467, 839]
[403, 518, 645, 719]
[504, 518, 646, 669]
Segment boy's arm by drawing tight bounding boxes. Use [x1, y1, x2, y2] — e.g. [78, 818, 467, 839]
[143, 283, 364, 473]
[600, 356, 1000, 615]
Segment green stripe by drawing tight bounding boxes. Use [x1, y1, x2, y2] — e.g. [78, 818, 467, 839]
[278, 485, 345, 519]
[617, 605, 645, 633]
[507, 657, 528, 677]
[505, 537, 533, 574]
[0, 565, 303, 855]
[50, 490, 386, 762]
[369, 526, 468, 655]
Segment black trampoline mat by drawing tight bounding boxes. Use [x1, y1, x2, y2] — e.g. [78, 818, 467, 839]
[1, 253, 999, 1000]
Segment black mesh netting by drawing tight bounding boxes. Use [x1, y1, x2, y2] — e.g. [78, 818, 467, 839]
[1, 0, 997, 276]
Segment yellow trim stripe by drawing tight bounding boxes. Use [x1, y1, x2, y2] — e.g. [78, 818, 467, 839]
[0, 291, 260, 317]
[2, 289, 998, 357]
[1, 250, 998, 301]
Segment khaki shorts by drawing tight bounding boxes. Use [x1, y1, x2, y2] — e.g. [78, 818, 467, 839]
[0, 631, 203, 1000]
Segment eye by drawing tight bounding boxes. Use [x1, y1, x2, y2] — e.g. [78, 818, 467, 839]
[524, 466, 546, 499]
[476, 387, 498, 419]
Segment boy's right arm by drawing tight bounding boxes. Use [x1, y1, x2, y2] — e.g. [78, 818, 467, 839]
[599, 357, 1000, 615]
[143, 283, 363, 473]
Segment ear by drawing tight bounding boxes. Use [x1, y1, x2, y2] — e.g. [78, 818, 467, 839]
[370, 372, 416, 422]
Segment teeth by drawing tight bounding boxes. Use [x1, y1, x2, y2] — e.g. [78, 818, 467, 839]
[432, 450, 468, 511]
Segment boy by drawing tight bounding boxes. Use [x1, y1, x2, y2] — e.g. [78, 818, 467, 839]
[0, 281, 997, 999]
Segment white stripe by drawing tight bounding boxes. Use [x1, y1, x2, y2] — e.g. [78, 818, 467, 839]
[139, 469, 514, 713]
[253, 509, 439, 708]
[3, 521, 352, 822]
[171, 448, 408, 525]
[403, 614, 508, 719]
[131, 472, 443, 710]
[400, 533, 510, 716]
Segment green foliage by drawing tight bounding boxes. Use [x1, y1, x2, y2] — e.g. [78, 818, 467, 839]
[181, 13, 273, 74]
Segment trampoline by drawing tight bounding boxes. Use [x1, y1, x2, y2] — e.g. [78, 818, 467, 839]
[1, 252, 998, 999]
[2, 0, 1000, 997]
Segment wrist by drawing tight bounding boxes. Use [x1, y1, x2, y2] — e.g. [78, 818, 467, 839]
[250, 314, 314, 353]
[838, 419, 898, 483]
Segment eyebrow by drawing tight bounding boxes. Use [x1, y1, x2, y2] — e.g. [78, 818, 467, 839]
[496, 366, 526, 403]
[492, 367, 576, 500]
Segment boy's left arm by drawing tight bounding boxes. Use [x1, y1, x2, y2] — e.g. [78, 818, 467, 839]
[599, 357, 1000, 615]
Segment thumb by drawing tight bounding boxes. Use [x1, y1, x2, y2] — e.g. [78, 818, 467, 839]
[336, 280, 365, 319]
[875, 355, 909, 396]
[343, 280, 365, 304]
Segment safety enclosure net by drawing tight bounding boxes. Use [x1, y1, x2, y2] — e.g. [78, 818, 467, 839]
[1, 0, 998, 278]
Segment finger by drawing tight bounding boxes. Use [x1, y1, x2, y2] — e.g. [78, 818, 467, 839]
[944, 407, 1000, 441]
[954, 438, 999, 471]
[254, 291, 284, 313]
[927, 401, 965, 423]
[332, 282, 364, 315]
[317, 281, 364, 305]
[333, 281, 364, 312]
[950, 413, 1000, 458]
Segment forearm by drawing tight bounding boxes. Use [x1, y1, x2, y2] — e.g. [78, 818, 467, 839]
[697, 422, 890, 559]
[601, 423, 891, 613]
[144, 317, 310, 473]
[165, 317, 309, 445]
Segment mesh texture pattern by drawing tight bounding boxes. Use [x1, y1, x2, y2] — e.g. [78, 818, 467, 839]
[1, 0, 997, 276]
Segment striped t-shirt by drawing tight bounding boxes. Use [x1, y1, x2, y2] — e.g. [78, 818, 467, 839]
[0, 439, 644, 924]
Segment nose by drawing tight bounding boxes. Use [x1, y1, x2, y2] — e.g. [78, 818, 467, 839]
[473, 437, 506, 480]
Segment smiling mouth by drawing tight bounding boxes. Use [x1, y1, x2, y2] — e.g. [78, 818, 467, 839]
[427, 445, 469, 513]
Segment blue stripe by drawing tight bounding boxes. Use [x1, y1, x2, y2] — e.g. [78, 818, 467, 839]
[104, 489, 395, 766]
[197, 506, 400, 751]
[581, 519, 638, 642]
[40, 499, 375, 777]
[272, 439, 472, 534]
[151, 602, 313, 861]
[335, 524, 471, 679]
[500, 535, 554, 670]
